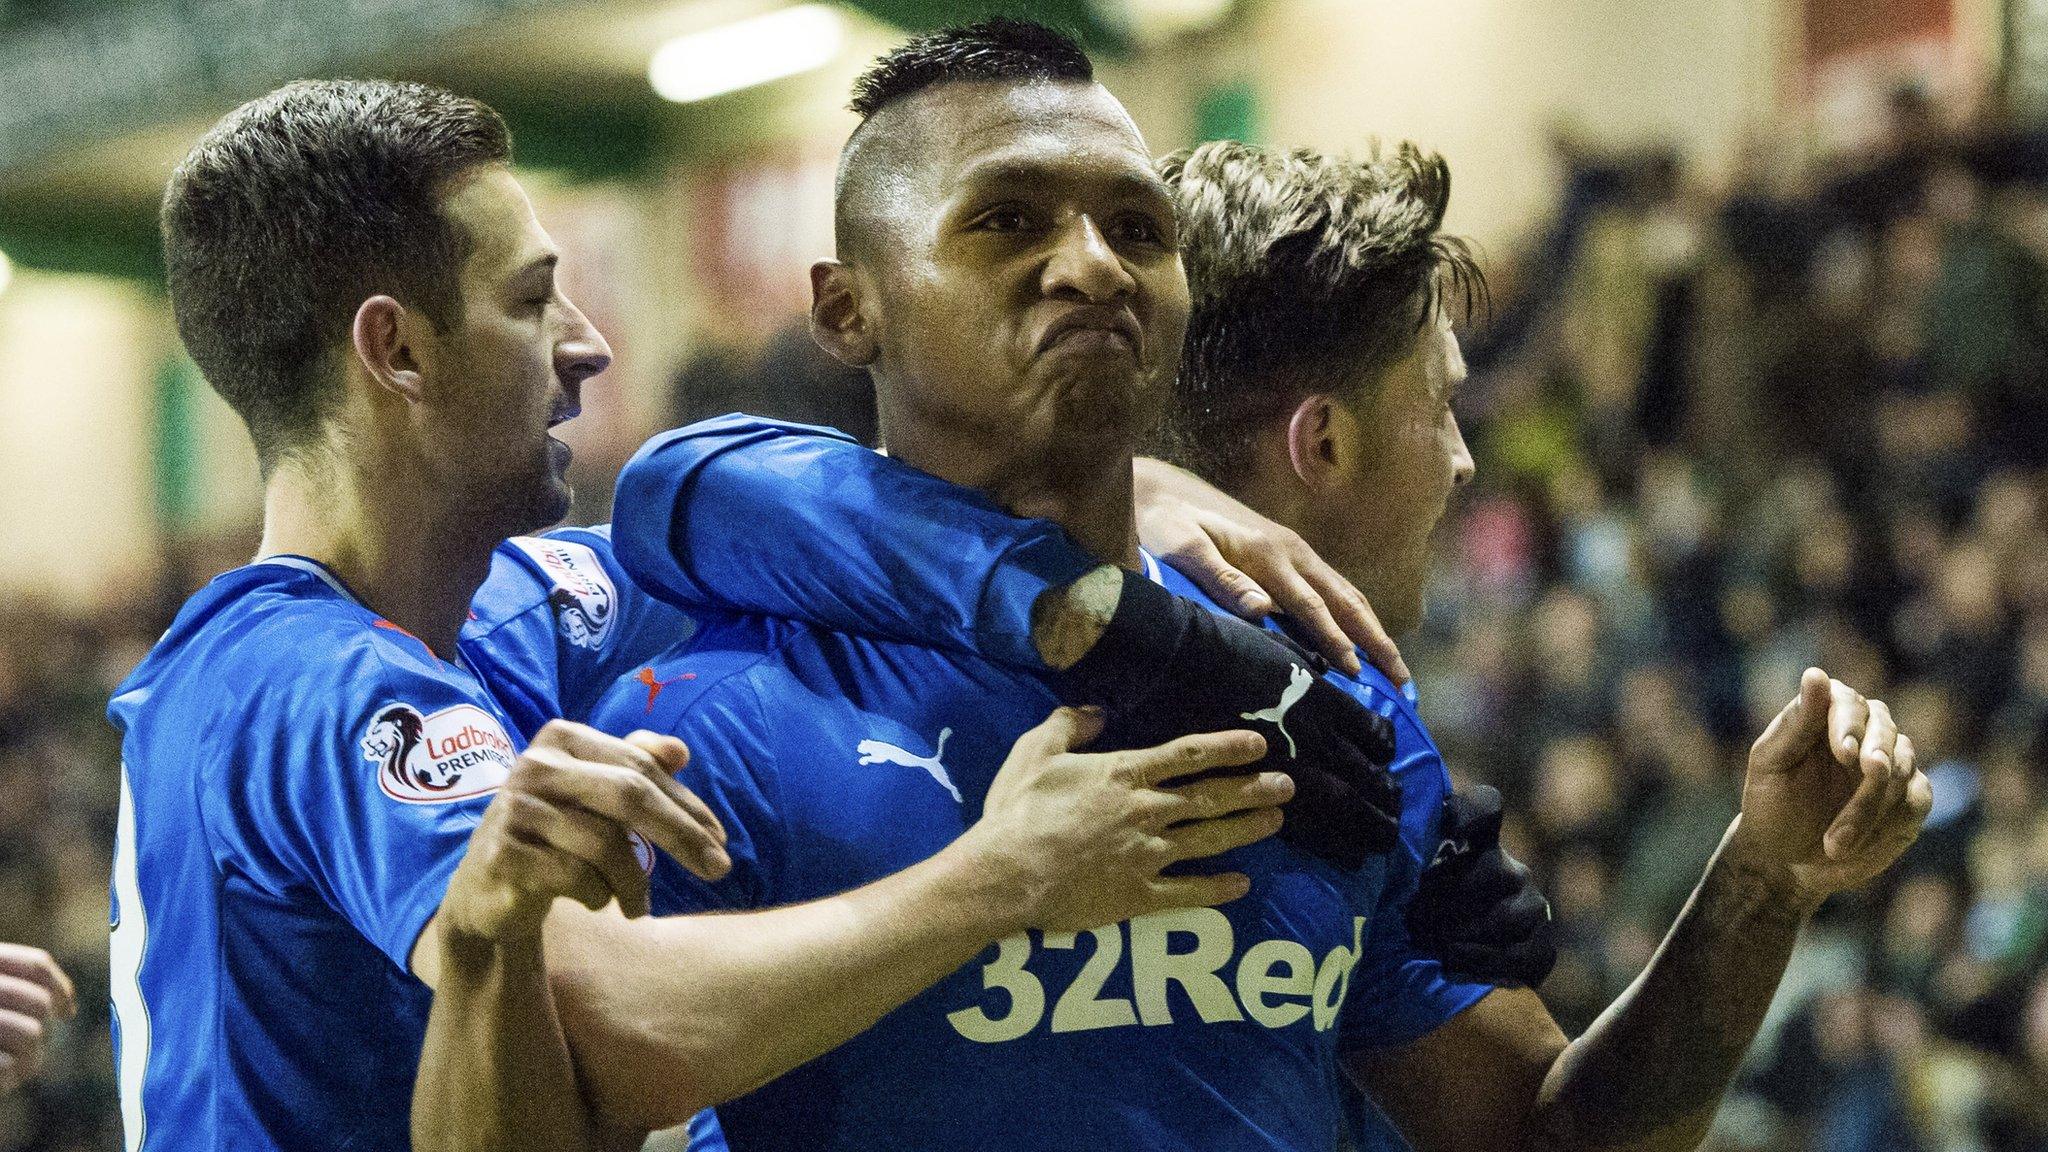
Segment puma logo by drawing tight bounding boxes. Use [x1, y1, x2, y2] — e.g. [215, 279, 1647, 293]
[635, 666, 696, 712]
[1241, 664, 1314, 759]
[856, 728, 961, 803]
[1431, 836, 1467, 868]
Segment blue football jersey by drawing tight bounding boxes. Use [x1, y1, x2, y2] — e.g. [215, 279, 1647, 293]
[589, 551, 1488, 1152]
[609, 416, 1492, 1152]
[106, 528, 692, 1152]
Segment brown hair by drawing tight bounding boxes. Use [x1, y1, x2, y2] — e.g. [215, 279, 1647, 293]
[161, 79, 511, 470]
[1158, 140, 1484, 486]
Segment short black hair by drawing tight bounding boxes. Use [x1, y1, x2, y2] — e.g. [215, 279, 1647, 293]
[847, 16, 1092, 119]
[835, 18, 1094, 261]
[161, 79, 511, 471]
[1158, 140, 1486, 487]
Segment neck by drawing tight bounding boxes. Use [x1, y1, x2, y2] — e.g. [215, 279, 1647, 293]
[1238, 458, 1415, 638]
[255, 437, 497, 659]
[882, 414, 1142, 569]
[992, 449, 1142, 569]
[1231, 465, 1312, 550]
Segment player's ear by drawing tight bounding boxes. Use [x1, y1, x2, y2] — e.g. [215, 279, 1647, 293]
[809, 260, 877, 367]
[1285, 393, 1348, 491]
[351, 295, 429, 404]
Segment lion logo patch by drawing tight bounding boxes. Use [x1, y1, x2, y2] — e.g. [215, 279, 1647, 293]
[511, 537, 618, 651]
[363, 702, 516, 804]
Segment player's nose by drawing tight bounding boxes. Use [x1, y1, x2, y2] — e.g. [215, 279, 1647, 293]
[554, 295, 613, 391]
[1449, 413, 1475, 487]
[1041, 215, 1135, 305]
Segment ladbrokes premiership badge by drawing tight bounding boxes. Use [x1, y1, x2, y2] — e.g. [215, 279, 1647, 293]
[510, 537, 617, 650]
[362, 702, 516, 804]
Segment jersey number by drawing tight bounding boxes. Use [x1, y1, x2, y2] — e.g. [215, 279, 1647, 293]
[111, 766, 151, 1152]
[944, 910, 1367, 1043]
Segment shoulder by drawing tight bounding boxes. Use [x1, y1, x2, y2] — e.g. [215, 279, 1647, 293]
[122, 561, 429, 718]
[1328, 666, 1452, 866]
[597, 613, 806, 743]
[1333, 666, 1434, 763]
[246, 615, 519, 810]
[468, 529, 625, 649]
[249, 600, 453, 716]
[616, 613, 966, 765]
[1149, 557, 1454, 817]
[119, 560, 516, 802]
[623, 415, 860, 474]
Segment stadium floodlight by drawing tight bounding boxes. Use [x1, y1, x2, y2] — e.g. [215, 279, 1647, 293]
[648, 4, 846, 104]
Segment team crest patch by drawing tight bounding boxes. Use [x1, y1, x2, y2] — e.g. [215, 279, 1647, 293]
[510, 537, 617, 650]
[363, 703, 516, 804]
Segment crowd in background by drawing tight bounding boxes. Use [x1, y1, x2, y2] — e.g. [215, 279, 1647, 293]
[1, 85, 2043, 1151]
[1413, 86, 2048, 1151]
[0, 602, 146, 1151]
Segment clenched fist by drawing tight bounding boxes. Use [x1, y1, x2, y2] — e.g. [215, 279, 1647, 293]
[439, 721, 730, 943]
[0, 944, 73, 1098]
[1726, 668, 1932, 913]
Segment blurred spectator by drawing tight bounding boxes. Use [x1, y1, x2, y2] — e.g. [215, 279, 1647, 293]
[671, 320, 878, 447]
[1399, 88, 2048, 1152]
[0, 596, 140, 1151]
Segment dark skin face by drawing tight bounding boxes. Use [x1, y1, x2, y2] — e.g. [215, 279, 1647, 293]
[813, 80, 1189, 561]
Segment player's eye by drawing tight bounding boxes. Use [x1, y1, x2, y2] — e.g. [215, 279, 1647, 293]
[972, 203, 1034, 233]
[1112, 212, 1169, 247]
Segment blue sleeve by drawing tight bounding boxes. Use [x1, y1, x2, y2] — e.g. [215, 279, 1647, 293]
[611, 415, 1098, 670]
[482, 527, 698, 729]
[201, 648, 512, 973]
[686, 1109, 728, 1152]
[1337, 722, 1495, 1052]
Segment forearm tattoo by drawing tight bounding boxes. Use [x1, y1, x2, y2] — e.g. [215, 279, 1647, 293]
[1530, 843, 1810, 1152]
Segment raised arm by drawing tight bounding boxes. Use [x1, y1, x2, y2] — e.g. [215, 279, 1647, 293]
[412, 709, 1293, 1149]
[611, 415, 1397, 676]
[0, 944, 74, 1099]
[1353, 670, 1932, 1152]
[616, 419, 1421, 873]
[410, 721, 731, 1152]
[612, 415, 1093, 671]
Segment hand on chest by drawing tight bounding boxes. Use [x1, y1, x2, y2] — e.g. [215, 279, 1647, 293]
[782, 701, 1389, 1049]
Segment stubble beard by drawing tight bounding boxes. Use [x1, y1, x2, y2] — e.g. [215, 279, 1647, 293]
[1050, 358, 1165, 453]
[472, 445, 572, 542]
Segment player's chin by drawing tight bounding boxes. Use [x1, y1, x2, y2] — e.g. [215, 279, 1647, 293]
[1049, 365, 1159, 436]
[538, 474, 574, 526]
[514, 455, 575, 532]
